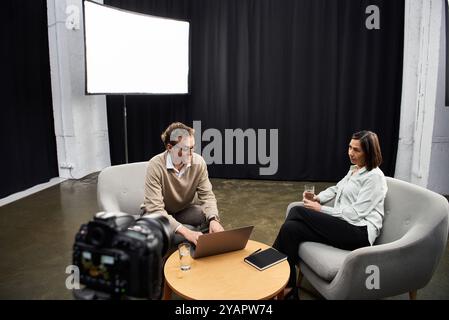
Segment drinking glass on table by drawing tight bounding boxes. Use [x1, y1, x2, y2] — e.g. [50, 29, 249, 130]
[178, 242, 192, 271]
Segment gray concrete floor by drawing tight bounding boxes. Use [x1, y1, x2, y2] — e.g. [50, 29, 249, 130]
[0, 174, 448, 299]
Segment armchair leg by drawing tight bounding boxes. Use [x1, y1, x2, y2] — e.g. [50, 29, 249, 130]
[296, 265, 303, 287]
[295, 265, 303, 300]
[409, 290, 417, 300]
[295, 264, 323, 299]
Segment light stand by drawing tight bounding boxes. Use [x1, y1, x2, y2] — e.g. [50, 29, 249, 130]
[123, 95, 129, 164]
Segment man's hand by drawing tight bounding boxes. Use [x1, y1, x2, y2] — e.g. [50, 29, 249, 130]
[303, 198, 321, 212]
[209, 220, 224, 233]
[177, 226, 203, 246]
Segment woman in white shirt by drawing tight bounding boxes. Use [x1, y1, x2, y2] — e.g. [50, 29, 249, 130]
[273, 131, 388, 299]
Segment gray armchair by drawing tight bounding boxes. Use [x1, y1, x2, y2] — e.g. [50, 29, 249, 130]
[286, 177, 449, 300]
[97, 162, 148, 215]
[97, 162, 205, 247]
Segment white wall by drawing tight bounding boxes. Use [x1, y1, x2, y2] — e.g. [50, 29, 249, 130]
[395, 0, 449, 194]
[47, 0, 110, 179]
[428, 1, 449, 194]
[394, 0, 422, 183]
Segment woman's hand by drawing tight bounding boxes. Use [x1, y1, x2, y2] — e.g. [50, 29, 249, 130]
[303, 198, 321, 212]
[302, 192, 319, 202]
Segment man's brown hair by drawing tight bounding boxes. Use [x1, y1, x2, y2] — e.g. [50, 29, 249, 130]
[161, 122, 195, 147]
[352, 131, 383, 171]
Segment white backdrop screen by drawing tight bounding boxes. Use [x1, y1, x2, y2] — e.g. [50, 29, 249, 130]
[84, 1, 189, 94]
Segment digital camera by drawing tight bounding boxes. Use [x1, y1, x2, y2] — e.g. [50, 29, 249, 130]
[72, 212, 172, 299]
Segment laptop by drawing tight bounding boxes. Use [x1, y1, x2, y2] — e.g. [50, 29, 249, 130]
[191, 226, 254, 259]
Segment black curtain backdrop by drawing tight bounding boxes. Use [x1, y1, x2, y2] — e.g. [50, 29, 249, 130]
[106, 95, 191, 164]
[1, 0, 58, 198]
[105, 0, 404, 182]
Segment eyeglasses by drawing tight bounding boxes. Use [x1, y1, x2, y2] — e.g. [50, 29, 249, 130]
[174, 145, 195, 153]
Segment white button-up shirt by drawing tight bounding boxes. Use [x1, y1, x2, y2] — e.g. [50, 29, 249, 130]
[318, 165, 388, 245]
[166, 152, 191, 178]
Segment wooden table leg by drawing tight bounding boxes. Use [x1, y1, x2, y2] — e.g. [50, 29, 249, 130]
[276, 288, 285, 300]
[162, 280, 172, 300]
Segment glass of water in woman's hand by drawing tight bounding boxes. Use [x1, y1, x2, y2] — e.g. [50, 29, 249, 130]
[303, 184, 315, 201]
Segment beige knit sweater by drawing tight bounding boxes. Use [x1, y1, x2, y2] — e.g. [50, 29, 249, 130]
[144, 151, 219, 231]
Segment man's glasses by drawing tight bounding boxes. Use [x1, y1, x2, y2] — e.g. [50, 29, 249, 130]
[174, 145, 195, 153]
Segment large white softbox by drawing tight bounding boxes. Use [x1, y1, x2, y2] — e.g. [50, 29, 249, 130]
[83, 1, 190, 94]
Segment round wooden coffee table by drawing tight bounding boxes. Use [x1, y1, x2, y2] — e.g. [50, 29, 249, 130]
[163, 240, 289, 300]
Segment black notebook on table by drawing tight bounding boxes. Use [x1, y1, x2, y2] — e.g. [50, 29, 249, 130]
[244, 247, 287, 271]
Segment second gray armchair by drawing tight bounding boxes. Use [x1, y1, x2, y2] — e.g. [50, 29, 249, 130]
[286, 177, 449, 300]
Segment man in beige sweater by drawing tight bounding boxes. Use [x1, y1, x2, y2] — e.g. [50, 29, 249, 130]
[143, 122, 224, 245]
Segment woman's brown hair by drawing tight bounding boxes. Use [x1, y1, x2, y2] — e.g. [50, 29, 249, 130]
[352, 131, 383, 171]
